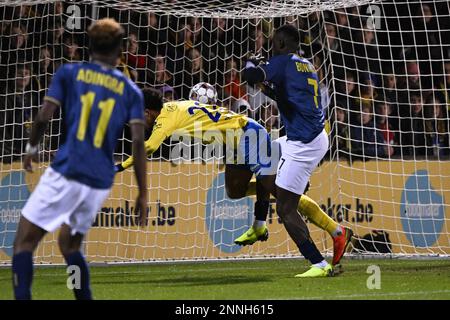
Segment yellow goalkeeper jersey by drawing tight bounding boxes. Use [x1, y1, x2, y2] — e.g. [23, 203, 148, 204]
[121, 100, 249, 169]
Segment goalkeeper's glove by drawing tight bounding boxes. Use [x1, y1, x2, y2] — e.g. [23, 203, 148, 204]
[245, 52, 266, 69]
[114, 163, 125, 173]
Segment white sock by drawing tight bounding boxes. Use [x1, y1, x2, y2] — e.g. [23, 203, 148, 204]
[253, 220, 266, 229]
[313, 260, 329, 269]
[331, 225, 343, 238]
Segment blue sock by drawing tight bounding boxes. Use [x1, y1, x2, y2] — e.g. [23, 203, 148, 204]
[12, 251, 33, 300]
[64, 251, 92, 300]
[298, 238, 324, 265]
[254, 200, 270, 221]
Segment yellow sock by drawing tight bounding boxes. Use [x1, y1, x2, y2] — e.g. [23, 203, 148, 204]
[298, 194, 339, 236]
[246, 181, 339, 236]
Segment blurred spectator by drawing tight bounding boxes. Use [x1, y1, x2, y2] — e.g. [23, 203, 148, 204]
[285, 15, 300, 29]
[2, 23, 33, 64]
[351, 73, 377, 125]
[63, 37, 82, 62]
[117, 52, 137, 82]
[140, 12, 170, 57]
[335, 9, 351, 42]
[356, 73, 378, 110]
[302, 12, 321, 57]
[351, 104, 386, 159]
[189, 17, 202, 47]
[329, 104, 351, 159]
[203, 17, 229, 84]
[246, 83, 276, 117]
[414, 4, 442, 89]
[356, 28, 381, 76]
[0, 64, 38, 162]
[406, 61, 421, 89]
[323, 21, 347, 77]
[383, 73, 399, 104]
[160, 84, 178, 102]
[222, 58, 246, 107]
[324, 23, 341, 54]
[375, 102, 396, 157]
[437, 61, 450, 110]
[314, 55, 330, 114]
[148, 54, 179, 97]
[125, 31, 147, 82]
[188, 48, 204, 81]
[154, 54, 172, 85]
[36, 47, 54, 96]
[253, 27, 270, 57]
[424, 95, 449, 157]
[126, 32, 146, 69]
[382, 73, 401, 131]
[140, 12, 169, 48]
[48, 20, 65, 64]
[400, 92, 427, 157]
[181, 48, 206, 99]
[210, 17, 229, 58]
[334, 9, 357, 70]
[335, 71, 357, 101]
[0, 2, 448, 164]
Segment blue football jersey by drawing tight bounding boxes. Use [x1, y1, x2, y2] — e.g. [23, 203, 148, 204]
[260, 54, 325, 143]
[44, 61, 144, 189]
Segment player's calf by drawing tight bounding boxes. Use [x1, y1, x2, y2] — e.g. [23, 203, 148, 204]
[59, 225, 93, 300]
[12, 217, 47, 300]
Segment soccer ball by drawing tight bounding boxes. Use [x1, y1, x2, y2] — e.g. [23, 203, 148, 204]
[189, 82, 218, 105]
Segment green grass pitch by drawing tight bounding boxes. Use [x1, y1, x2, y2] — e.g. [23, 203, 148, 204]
[1, 259, 449, 300]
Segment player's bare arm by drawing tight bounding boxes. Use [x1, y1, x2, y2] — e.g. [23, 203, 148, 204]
[23, 100, 59, 173]
[129, 121, 148, 226]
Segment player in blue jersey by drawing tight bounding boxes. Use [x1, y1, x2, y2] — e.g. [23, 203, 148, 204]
[12, 18, 148, 300]
[242, 24, 353, 277]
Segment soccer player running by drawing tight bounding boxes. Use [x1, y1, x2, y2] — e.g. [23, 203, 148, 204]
[242, 24, 353, 277]
[12, 19, 148, 300]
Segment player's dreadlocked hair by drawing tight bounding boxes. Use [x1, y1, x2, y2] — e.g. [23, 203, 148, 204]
[88, 18, 125, 55]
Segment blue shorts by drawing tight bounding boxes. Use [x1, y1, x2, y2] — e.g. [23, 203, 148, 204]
[226, 118, 276, 178]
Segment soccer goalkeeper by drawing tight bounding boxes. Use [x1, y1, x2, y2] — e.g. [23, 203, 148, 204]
[116, 84, 340, 276]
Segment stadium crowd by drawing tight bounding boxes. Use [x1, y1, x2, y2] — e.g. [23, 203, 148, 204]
[0, 1, 449, 162]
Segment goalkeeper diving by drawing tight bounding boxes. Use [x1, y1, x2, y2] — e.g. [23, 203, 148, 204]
[116, 83, 351, 276]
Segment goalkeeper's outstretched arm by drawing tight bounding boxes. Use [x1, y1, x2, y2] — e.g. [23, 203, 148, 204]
[116, 129, 167, 171]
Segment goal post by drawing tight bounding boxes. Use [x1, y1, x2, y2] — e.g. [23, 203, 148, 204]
[0, 0, 449, 264]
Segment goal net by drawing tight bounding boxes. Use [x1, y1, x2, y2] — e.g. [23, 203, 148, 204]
[0, 0, 449, 264]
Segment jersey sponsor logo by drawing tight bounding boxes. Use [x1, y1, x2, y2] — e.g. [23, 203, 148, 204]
[205, 172, 254, 253]
[0, 172, 30, 257]
[76, 68, 125, 95]
[400, 170, 445, 248]
[165, 103, 178, 112]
